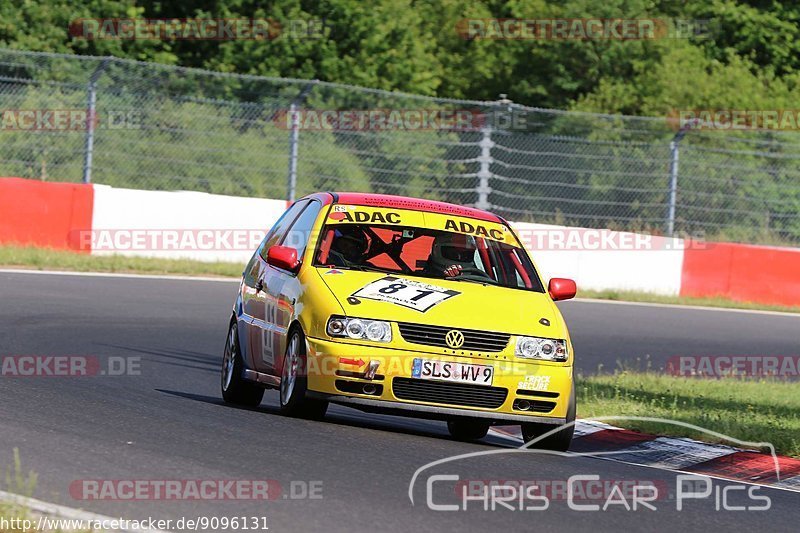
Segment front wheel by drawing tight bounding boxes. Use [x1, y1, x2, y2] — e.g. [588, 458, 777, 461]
[279, 328, 328, 419]
[447, 419, 491, 441]
[221, 320, 264, 407]
[521, 382, 575, 452]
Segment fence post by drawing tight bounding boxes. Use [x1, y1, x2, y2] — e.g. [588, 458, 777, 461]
[666, 139, 679, 236]
[665, 120, 699, 236]
[287, 101, 300, 202]
[286, 81, 318, 202]
[82, 58, 109, 184]
[476, 126, 494, 210]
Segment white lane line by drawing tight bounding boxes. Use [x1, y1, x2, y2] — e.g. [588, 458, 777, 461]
[0, 268, 240, 283]
[567, 297, 800, 318]
[0, 489, 170, 532]
[2, 269, 798, 317]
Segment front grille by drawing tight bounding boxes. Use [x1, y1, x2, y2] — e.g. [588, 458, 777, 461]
[397, 322, 510, 352]
[392, 378, 508, 409]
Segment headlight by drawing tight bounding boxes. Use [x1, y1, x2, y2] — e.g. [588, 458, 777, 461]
[515, 336, 568, 361]
[327, 316, 392, 342]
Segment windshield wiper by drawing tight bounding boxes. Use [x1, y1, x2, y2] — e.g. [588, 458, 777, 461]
[445, 276, 498, 286]
[333, 264, 395, 275]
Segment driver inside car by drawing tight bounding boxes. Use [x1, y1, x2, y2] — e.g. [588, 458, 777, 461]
[424, 232, 479, 278]
[327, 226, 370, 267]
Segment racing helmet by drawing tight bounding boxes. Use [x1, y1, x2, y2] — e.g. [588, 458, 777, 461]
[428, 232, 477, 269]
[332, 226, 369, 263]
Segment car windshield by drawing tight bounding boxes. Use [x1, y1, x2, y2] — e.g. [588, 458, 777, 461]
[313, 223, 545, 292]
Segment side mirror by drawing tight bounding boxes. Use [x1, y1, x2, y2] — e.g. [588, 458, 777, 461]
[266, 245, 300, 273]
[548, 278, 576, 301]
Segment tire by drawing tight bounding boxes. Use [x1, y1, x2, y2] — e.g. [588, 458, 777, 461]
[520, 382, 576, 452]
[221, 320, 264, 407]
[279, 327, 328, 419]
[447, 419, 491, 441]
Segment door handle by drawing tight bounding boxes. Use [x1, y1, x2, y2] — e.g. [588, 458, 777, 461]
[255, 279, 264, 293]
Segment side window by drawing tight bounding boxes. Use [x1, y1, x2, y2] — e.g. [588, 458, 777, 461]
[258, 200, 308, 261]
[281, 200, 322, 259]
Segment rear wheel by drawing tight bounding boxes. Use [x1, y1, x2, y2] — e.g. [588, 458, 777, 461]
[521, 383, 575, 452]
[447, 419, 491, 441]
[221, 320, 264, 407]
[279, 328, 328, 419]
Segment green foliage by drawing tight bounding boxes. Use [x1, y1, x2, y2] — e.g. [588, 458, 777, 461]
[2, 0, 798, 112]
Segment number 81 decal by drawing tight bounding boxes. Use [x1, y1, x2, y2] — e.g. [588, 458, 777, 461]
[350, 276, 461, 312]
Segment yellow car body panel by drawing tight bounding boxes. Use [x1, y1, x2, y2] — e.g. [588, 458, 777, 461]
[287, 201, 574, 424]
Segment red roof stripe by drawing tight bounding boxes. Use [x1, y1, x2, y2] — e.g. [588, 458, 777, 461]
[330, 192, 503, 223]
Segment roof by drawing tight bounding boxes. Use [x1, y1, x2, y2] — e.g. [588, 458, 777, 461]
[328, 192, 504, 224]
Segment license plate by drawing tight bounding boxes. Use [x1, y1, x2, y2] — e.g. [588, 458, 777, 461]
[411, 358, 493, 386]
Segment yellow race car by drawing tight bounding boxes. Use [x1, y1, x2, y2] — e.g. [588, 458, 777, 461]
[221, 193, 577, 449]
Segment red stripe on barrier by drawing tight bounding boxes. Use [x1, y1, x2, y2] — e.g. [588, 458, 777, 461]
[686, 451, 800, 483]
[681, 242, 800, 307]
[0, 177, 94, 252]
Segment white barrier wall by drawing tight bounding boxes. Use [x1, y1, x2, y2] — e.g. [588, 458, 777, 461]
[91, 185, 287, 263]
[90, 186, 684, 294]
[511, 222, 685, 296]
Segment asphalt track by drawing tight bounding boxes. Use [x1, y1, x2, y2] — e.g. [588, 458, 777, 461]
[0, 270, 798, 532]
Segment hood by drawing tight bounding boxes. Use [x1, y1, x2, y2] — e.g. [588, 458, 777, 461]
[315, 268, 565, 338]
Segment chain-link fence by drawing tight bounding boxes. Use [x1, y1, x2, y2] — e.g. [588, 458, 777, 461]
[1, 48, 798, 245]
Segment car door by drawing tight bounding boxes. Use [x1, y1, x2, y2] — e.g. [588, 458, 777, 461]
[242, 200, 308, 371]
[254, 199, 323, 375]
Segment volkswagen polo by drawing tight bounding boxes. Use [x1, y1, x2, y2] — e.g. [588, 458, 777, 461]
[221, 193, 577, 449]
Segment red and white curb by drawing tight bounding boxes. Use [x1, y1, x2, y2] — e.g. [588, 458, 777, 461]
[490, 420, 800, 492]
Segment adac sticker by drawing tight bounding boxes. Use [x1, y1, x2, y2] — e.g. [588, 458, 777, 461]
[328, 210, 402, 224]
[443, 218, 505, 241]
[350, 275, 460, 312]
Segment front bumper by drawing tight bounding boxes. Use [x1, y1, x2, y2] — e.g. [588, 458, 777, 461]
[305, 336, 573, 424]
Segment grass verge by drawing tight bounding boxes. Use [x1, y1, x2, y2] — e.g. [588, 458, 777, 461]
[578, 288, 800, 314]
[577, 372, 800, 457]
[1, 245, 798, 313]
[0, 245, 241, 278]
[1, 450, 38, 533]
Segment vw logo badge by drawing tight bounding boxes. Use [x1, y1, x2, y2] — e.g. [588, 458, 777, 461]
[445, 330, 465, 349]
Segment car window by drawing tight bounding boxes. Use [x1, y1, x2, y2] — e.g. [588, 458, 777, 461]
[281, 199, 322, 259]
[257, 200, 308, 262]
[313, 222, 544, 292]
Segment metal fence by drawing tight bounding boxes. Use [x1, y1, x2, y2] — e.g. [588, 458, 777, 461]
[1, 48, 798, 245]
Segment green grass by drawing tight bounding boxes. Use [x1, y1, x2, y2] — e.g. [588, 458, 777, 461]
[1, 245, 798, 314]
[0, 245, 242, 278]
[579, 288, 800, 314]
[578, 372, 800, 457]
[1, 450, 37, 533]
